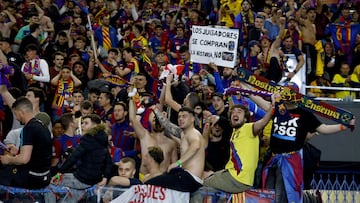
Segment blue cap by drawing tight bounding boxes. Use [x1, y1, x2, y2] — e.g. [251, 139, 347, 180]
[283, 81, 299, 92]
[248, 40, 259, 50]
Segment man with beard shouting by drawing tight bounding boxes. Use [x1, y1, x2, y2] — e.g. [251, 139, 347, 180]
[203, 94, 276, 193]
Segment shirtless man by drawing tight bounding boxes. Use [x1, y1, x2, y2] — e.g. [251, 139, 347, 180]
[128, 98, 178, 179]
[142, 146, 165, 182]
[258, 16, 286, 83]
[297, 1, 317, 81]
[0, 9, 16, 38]
[146, 106, 205, 193]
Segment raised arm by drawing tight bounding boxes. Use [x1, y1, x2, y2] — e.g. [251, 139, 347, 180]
[42, 16, 55, 33]
[151, 106, 182, 141]
[95, 58, 111, 76]
[271, 17, 286, 50]
[157, 81, 166, 110]
[253, 93, 276, 135]
[31, 2, 44, 19]
[164, 73, 182, 112]
[71, 71, 82, 87]
[130, 3, 139, 21]
[87, 51, 95, 80]
[50, 72, 61, 86]
[129, 96, 148, 139]
[3, 10, 16, 28]
[241, 82, 272, 110]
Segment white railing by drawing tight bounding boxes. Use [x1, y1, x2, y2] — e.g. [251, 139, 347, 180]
[305, 86, 360, 102]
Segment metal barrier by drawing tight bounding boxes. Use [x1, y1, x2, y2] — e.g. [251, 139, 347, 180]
[309, 171, 360, 203]
[0, 185, 97, 202]
[97, 186, 127, 203]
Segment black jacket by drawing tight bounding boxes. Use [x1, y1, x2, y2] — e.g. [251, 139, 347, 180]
[59, 124, 113, 185]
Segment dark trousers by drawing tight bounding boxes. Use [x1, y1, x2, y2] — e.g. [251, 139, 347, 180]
[145, 167, 202, 193]
[302, 43, 317, 83]
[0, 165, 51, 189]
[263, 57, 283, 83]
[264, 165, 288, 203]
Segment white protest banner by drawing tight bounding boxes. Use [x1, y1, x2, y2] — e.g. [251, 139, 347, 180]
[190, 26, 239, 68]
[110, 185, 190, 203]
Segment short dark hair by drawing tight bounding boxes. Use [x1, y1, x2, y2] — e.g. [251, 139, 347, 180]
[101, 91, 114, 104]
[283, 35, 293, 41]
[57, 30, 68, 38]
[52, 51, 65, 60]
[136, 72, 147, 79]
[241, 0, 252, 6]
[176, 23, 185, 30]
[186, 92, 200, 109]
[27, 12, 38, 18]
[75, 35, 87, 43]
[61, 65, 71, 71]
[108, 48, 119, 55]
[133, 23, 143, 33]
[24, 43, 39, 54]
[30, 23, 40, 33]
[89, 87, 100, 95]
[340, 61, 350, 67]
[69, 53, 80, 60]
[81, 100, 93, 110]
[118, 157, 136, 167]
[27, 87, 45, 104]
[148, 146, 164, 165]
[179, 106, 195, 116]
[123, 47, 136, 57]
[154, 24, 162, 29]
[82, 114, 102, 124]
[12, 96, 33, 112]
[60, 112, 74, 130]
[53, 118, 62, 126]
[230, 104, 251, 123]
[8, 87, 23, 99]
[72, 60, 87, 70]
[179, 45, 189, 53]
[306, 7, 316, 13]
[73, 89, 84, 96]
[114, 101, 128, 111]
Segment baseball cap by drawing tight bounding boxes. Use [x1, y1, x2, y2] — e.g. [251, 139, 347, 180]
[248, 40, 259, 50]
[212, 92, 224, 99]
[0, 37, 12, 44]
[35, 112, 51, 126]
[283, 81, 299, 93]
[260, 35, 271, 42]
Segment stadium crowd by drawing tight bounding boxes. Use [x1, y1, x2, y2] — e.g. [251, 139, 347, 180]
[0, 0, 358, 202]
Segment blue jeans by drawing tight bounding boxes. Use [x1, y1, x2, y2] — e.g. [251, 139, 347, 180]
[264, 165, 288, 203]
[55, 173, 92, 203]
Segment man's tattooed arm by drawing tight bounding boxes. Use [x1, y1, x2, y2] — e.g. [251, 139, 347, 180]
[153, 108, 183, 139]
